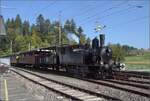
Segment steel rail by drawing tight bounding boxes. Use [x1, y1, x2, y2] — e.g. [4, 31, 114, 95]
[103, 79, 150, 90]
[113, 71, 150, 79]
[83, 79, 150, 98]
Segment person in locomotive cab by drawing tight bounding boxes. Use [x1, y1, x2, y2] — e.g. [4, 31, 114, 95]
[92, 37, 101, 64]
[16, 55, 20, 63]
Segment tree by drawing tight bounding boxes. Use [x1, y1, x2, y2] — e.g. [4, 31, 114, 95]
[44, 19, 51, 35]
[1, 14, 90, 56]
[46, 31, 56, 46]
[80, 35, 87, 44]
[0, 37, 9, 51]
[64, 20, 71, 32]
[6, 18, 16, 41]
[122, 45, 138, 56]
[61, 31, 70, 44]
[22, 20, 30, 35]
[15, 14, 22, 34]
[36, 14, 45, 39]
[86, 37, 91, 45]
[31, 24, 36, 32]
[14, 35, 27, 52]
[70, 19, 76, 32]
[31, 29, 42, 49]
[5, 18, 17, 53]
[77, 26, 83, 34]
[77, 26, 84, 44]
[5, 18, 11, 31]
[41, 39, 49, 47]
[53, 21, 61, 45]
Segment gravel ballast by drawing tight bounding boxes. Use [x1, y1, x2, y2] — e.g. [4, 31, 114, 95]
[11, 71, 71, 101]
[20, 69, 150, 101]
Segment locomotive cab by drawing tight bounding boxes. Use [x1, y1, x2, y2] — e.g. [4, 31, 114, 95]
[56, 45, 90, 66]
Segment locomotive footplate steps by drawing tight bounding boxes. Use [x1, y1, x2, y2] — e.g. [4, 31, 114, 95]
[0, 74, 39, 101]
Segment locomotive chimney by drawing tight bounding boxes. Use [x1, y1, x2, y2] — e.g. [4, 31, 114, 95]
[100, 34, 105, 47]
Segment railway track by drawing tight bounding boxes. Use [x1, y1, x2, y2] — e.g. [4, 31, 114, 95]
[84, 79, 150, 98]
[11, 67, 150, 99]
[10, 68, 121, 101]
[103, 79, 150, 90]
[112, 71, 150, 85]
[113, 71, 150, 80]
[118, 78, 150, 85]
[121, 71, 150, 76]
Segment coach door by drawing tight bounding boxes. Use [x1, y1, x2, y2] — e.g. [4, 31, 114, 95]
[35, 52, 39, 65]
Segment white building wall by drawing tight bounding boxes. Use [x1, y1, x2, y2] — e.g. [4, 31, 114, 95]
[0, 57, 10, 65]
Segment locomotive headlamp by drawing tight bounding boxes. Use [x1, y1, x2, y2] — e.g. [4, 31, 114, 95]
[100, 61, 103, 65]
[104, 64, 109, 69]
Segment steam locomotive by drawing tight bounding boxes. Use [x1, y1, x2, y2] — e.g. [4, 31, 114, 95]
[10, 34, 122, 79]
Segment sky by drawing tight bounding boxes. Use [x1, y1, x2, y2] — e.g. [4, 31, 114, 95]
[0, 0, 149, 49]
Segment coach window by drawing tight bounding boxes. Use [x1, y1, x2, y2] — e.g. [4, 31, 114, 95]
[22, 54, 25, 58]
[70, 47, 73, 52]
[61, 47, 65, 54]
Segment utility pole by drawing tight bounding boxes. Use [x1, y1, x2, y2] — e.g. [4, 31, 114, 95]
[10, 40, 12, 53]
[28, 42, 31, 51]
[58, 11, 62, 46]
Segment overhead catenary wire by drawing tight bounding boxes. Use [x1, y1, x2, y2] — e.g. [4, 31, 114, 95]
[55, 1, 129, 31]
[48, 1, 97, 20]
[31, 1, 58, 21]
[107, 15, 149, 29]
[75, 0, 129, 22]
[0, 6, 16, 9]
[71, 1, 109, 19]
[79, 4, 143, 26]
[54, 1, 114, 24]
[56, 1, 101, 22]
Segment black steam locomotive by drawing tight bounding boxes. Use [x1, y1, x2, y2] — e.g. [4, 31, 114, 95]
[11, 34, 122, 79]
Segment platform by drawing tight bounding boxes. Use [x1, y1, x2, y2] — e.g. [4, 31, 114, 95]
[0, 73, 38, 101]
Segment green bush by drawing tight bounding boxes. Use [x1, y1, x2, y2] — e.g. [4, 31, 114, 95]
[109, 44, 126, 62]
